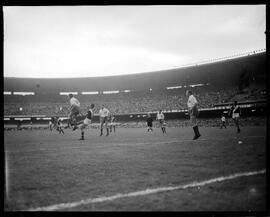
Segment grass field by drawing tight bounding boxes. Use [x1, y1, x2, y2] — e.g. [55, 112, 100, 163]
[4, 125, 266, 211]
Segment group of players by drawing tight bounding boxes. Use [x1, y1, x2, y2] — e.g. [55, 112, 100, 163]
[49, 91, 242, 140]
[49, 94, 117, 140]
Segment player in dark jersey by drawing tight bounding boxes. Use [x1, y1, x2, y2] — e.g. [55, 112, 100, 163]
[146, 112, 153, 132]
[229, 101, 241, 133]
[50, 117, 58, 131]
[78, 104, 95, 140]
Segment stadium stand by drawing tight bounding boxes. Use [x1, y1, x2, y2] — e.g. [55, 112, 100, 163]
[4, 51, 266, 116]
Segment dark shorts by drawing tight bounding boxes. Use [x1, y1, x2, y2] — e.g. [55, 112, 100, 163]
[159, 119, 164, 124]
[100, 116, 108, 124]
[71, 106, 80, 116]
[190, 106, 199, 118]
[147, 122, 153, 127]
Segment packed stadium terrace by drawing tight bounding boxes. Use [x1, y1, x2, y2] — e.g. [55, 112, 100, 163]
[4, 85, 265, 116]
[4, 51, 266, 116]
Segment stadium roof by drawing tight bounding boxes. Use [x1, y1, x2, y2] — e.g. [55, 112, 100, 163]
[4, 52, 265, 93]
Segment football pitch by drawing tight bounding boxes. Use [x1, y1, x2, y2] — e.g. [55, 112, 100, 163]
[4, 126, 266, 211]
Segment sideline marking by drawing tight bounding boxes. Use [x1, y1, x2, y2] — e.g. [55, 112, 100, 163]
[28, 169, 266, 211]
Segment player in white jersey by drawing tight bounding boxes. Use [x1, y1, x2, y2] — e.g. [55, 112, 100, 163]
[99, 105, 110, 136]
[77, 104, 95, 140]
[186, 90, 201, 140]
[68, 94, 81, 130]
[110, 114, 116, 133]
[156, 110, 166, 133]
[49, 120, 53, 131]
[229, 101, 241, 133]
[220, 115, 227, 129]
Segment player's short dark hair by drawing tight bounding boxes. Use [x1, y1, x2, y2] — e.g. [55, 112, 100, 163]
[90, 104, 95, 108]
[186, 90, 193, 95]
[69, 93, 73, 98]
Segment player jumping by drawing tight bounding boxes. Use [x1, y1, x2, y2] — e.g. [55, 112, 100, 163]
[77, 104, 95, 140]
[186, 90, 201, 140]
[156, 110, 166, 133]
[99, 105, 110, 136]
[68, 94, 81, 130]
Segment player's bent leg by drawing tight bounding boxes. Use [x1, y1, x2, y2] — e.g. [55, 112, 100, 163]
[78, 123, 87, 140]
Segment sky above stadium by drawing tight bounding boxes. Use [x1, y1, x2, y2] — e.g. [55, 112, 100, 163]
[4, 5, 266, 78]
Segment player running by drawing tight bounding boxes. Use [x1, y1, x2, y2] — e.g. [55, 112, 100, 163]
[186, 90, 201, 140]
[146, 112, 153, 132]
[77, 104, 95, 140]
[156, 110, 166, 133]
[99, 105, 110, 136]
[110, 114, 116, 133]
[229, 101, 241, 133]
[68, 94, 81, 130]
[50, 117, 58, 131]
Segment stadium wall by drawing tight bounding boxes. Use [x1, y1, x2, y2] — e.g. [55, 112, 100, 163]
[4, 103, 266, 126]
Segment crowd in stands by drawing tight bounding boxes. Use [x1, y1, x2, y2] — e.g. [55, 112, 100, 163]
[4, 85, 265, 116]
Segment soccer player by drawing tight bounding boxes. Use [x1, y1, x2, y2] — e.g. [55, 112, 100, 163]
[51, 116, 58, 131]
[56, 118, 65, 134]
[156, 110, 166, 133]
[99, 105, 110, 136]
[186, 90, 201, 140]
[78, 104, 95, 140]
[17, 120, 22, 131]
[229, 101, 241, 133]
[49, 120, 53, 131]
[220, 115, 226, 129]
[30, 121, 33, 130]
[146, 112, 153, 132]
[68, 93, 81, 130]
[110, 114, 116, 133]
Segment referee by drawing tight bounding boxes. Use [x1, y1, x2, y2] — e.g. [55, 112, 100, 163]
[186, 90, 201, 140]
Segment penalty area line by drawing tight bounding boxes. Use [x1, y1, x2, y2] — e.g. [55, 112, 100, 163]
[28, 169, 266, 211]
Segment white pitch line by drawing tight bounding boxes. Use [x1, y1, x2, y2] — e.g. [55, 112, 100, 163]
[28, 169, 266, 211]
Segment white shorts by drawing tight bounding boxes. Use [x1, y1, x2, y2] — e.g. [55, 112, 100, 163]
[83, 118, 92, 125]
[232, 113, 240, 119]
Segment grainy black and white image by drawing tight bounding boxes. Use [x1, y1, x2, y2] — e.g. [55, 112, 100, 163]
[3, 5, 266, 211]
